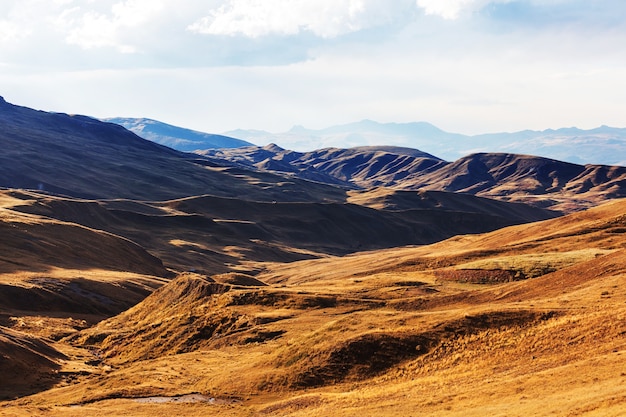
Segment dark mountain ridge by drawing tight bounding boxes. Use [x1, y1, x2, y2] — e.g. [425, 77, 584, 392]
[201, 144, 446, 189]
[202, 144, 626, 212]
[0, 96, 344, 202]
[412, 153, 626, 211]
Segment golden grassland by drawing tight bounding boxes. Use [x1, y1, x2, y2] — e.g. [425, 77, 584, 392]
[1, 200, 626, 416]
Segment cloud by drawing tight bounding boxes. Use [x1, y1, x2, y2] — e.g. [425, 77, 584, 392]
[416, 0, 510, 20]
[0, 20, 25, 43]
[1, 0, 626, 141]
[416, 0, 479, 20]
[0, 1, 49, 44]
[58, 0, 167, 53]
[187, 0, 401, 38]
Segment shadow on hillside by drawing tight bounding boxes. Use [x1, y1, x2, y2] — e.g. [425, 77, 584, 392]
[0, 327, 69, 401]
[0, 363, 65, 402]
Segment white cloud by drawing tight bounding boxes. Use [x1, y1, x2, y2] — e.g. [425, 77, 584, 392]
[59, 0, 167, 52]
[188, 0, 399, 38]
[415, 0, 510, 20]
[0, 1, 49, 44]
[0, 20, 26, 42]
[1, 0, 626, 143]
[416, 0, 474, 19]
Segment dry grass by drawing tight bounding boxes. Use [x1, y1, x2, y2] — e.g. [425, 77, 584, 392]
[2, 199, 626, 416]
[435, 249, 615, 282]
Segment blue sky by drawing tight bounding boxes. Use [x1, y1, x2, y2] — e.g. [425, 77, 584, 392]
[1, 0, 625, 137]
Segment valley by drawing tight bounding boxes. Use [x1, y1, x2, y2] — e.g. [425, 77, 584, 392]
[0, 97, 625, 416]
[2, 199, 624, 416]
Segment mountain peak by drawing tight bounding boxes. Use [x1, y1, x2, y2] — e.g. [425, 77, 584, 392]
[262, 143, 285, 153]
[288, 124, 311, 134]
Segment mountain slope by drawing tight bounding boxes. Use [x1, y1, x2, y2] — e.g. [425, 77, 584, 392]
[0, 96, 344, 202]
[0, 193, 167, 276]
[201, 143, 445, 188]
[203, 142, 626, 212]
[4, 97, 623, 213]
[259, 198, 626, 287]
[0, 97, 559, 272]
[0, 190, 169, 323]
[105, 117, 253, 151]
[414, 153, 592, 194]
[412, 153, 626, 212]
[0, 327, 66, 399]
[5, 97, 626, 416]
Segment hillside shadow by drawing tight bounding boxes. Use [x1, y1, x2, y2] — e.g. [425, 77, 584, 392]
[0, 327, 68, 401]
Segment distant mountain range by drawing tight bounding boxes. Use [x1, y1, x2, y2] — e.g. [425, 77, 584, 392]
[2, 96, 625, 215]
[224, 120, 626, 166]
[106, 117, 626, 167]
[105, 117, 626, 167]
[104, 117, 253, 151]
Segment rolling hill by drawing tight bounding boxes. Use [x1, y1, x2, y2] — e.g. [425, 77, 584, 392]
[0, 96, 559, 269]
[201, 143, 446, 188]
[0, 327, 66, 399]
[412, 152, 626, 212]
[0, 96, 559, 360]
[0, 192, 167, 276]
[202, 144, 626, 212]
[2, 188, 555, 276]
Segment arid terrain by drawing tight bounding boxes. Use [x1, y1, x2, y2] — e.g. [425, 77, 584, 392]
[1, 98, 625, 416]
[1, 195, 625, 416]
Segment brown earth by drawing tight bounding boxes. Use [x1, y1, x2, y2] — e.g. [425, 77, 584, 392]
[0, 327, 67, 399]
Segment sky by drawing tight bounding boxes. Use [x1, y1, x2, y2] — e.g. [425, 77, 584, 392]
[1, 0, 625, 138]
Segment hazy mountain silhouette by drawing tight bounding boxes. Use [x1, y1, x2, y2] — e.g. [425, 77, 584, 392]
[225, 120, 626, 165]
[105, 117, 253, 152]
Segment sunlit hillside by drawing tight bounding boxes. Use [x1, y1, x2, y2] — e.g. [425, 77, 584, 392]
[2, 199, 625, 416]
